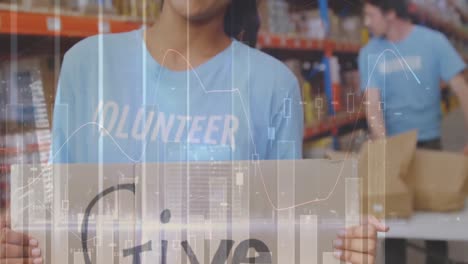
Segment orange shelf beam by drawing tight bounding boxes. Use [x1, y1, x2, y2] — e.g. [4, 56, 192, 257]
[258, 33, 325, 50]
[0, 143, 50, 155]
[0, 10, 141, 37]
[0, 165, 10, 174]
[257, 33, 361, 53]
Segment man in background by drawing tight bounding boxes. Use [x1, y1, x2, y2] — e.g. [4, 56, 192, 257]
[359, 0, 468, 263]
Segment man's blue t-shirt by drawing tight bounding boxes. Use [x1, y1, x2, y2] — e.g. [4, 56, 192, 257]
[359, 25, 466, 141]
[51, 28, 304, 163]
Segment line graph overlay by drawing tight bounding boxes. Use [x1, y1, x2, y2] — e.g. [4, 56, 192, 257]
[13, 45, 365, 216]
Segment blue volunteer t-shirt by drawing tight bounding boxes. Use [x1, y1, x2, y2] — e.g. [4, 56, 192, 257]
[51, 28, 303, 163]
[359, 25, 466, 141]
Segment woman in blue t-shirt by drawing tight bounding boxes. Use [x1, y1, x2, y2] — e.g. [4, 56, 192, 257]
[1, 1, 387, 263]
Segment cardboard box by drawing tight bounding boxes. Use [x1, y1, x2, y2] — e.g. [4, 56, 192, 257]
[360, 131, 417, 219]
[327, 131, 418, 219]
[464, 175, 468, 196]
[329, 132, 468, 216]
[407, 150, 468, 212]
[11, 160, 359, 264]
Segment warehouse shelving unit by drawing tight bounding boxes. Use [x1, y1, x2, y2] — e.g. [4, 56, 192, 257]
[304, 112, 367, 141]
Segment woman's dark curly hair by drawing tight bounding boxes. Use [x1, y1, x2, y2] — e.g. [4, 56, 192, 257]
[224, 0, 260, 47]
[161, 0, 260, 47]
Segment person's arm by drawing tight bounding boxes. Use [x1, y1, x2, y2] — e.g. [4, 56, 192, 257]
[358, 48, 386, 140]
[364, 89, 386, 140]
[266, 75, 303, 160]
[435, 32, 467, 154]
[450, 73, 468, 127]
[449, 73, 468, 155]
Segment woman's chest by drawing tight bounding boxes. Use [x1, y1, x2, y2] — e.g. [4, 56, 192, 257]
[80, 72, 261, 162]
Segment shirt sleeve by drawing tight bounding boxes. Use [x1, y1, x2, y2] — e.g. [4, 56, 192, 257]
[358, 47, 383, 92]
[50, 52, 76, 164]
[266, 76, 304, 160]
[436, 33, 466, 82]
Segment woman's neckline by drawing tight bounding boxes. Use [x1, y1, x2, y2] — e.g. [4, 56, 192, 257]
[137, 27, 235, 75]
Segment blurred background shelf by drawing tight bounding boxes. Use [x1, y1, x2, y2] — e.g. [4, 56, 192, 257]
[409, 3, 468, 42]
[257, 33, 361, 54]
[0, 165, 10, 173]
[0, 9, 363, 54]
[0, 143, 50, 155]
[0, 8, 141, 37]
[304, 112, 367, 141]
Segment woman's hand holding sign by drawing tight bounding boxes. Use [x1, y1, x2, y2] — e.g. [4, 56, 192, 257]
[1, 210, 42, 264]
[333, 216, 389, 264]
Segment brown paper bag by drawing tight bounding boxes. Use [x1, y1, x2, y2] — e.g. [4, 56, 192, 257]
[360, 131, 418, 219]
[407, 150, 468, 212]
[464, 175, 468, 197]
[463, 157, 468, 197]
[327, 131, 418, 218]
